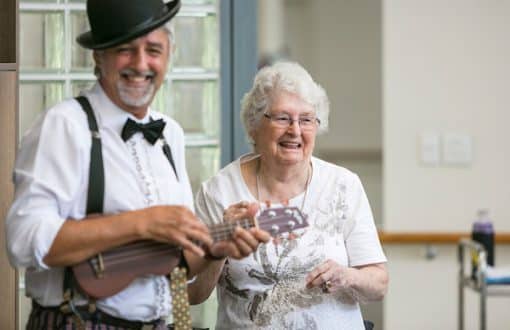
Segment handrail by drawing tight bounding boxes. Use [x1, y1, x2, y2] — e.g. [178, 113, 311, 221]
[378, 231, 510, 244]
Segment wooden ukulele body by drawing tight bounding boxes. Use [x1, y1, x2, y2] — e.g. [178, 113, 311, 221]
[72, 206, 308, 299]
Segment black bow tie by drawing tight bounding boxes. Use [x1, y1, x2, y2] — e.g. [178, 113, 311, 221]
[121, 118, 166, 145]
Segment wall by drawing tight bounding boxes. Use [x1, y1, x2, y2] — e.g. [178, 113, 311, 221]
[383, 0, 510, 232]
[383, 0, 510, 328]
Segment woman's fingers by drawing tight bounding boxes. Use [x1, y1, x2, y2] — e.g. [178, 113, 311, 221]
[250, 228, 271, 243]
[233, 227, 259, 248]
[233, 236, 253, 257]
[305, 259, 335, 288]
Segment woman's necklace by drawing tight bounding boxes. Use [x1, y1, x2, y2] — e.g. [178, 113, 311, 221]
[255, 161, 312, 256]
[255, 161, 312, 212]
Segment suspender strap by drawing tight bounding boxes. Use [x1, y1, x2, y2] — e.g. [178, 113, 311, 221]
[162, 141, 179, 181]
[60, 96, 103, 328]
[148, 116, 178, 181]
[76, 95, 105, 214]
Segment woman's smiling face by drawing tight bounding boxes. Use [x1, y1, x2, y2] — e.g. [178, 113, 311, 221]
[252, 90, 318, 168]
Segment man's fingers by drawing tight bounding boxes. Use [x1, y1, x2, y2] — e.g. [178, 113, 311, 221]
[189, 229, 214, 246]
[172, 235, 205, 257]
[184, 217, 210, 233]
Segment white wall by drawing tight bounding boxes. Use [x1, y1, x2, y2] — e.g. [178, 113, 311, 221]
[383, 0, 510, 328]
[383, 0, 510, 232]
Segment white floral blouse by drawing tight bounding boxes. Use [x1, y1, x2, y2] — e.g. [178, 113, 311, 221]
[195, 154, 387, 330]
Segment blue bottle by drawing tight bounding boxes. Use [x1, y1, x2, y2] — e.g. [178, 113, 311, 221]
[471, 209, 494, 278]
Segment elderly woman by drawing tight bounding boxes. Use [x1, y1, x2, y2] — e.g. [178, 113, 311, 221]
[189, 62, 388, 329]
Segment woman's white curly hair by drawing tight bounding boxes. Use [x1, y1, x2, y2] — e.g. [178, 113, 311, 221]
[241, 61, 330, 143]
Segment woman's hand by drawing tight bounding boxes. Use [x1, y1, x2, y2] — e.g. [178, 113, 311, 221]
[305, 259, 354, 294]
[208, 201, 271, 260]
[305, 259, 388, 303]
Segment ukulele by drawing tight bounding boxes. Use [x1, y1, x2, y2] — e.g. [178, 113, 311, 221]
[72, 206, 308, 299]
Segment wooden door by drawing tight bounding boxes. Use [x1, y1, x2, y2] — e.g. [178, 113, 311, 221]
[0, 0, 18, 328]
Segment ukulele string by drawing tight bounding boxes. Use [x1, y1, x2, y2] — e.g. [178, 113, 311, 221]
[208, 212, 302, 242]
[98, 247, 178, 265]
[208, 218, 252, 241]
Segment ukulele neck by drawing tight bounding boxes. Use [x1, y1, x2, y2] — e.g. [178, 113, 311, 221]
[209, 218, 254, 243]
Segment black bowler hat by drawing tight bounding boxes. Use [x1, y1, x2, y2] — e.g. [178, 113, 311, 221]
[77, 0, 181, 50]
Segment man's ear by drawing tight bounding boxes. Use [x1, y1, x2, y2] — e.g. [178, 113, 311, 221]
[93, 51, 101, 66]
[93, 51, 104, 78]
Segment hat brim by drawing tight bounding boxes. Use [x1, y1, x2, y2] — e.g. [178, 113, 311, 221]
[77, 0, 180, 50]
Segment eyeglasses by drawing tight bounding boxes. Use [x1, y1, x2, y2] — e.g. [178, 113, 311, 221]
[263, 113, 320, 130]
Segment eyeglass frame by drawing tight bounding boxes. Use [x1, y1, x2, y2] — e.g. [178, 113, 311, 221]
[263, 112, 321, 129]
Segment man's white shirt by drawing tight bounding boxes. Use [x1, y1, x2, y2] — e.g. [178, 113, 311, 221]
[6, 83, 193, 321]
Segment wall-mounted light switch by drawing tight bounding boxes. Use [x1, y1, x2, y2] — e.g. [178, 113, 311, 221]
[420, 132, 441, 166]
[442, 133, 473, 166]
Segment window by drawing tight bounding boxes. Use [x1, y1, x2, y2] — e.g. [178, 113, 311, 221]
[19, 0, 221, 193]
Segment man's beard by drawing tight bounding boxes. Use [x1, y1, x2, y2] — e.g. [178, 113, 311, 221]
[116, 69, 157, 107]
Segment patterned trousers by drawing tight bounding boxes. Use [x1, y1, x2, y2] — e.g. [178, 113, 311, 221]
[27, 301, 167, 330]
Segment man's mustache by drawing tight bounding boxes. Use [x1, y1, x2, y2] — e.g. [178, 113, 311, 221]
[120, 68, 155, 79]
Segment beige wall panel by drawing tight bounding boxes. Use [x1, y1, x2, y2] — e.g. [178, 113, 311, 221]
[0, 71, 17, 330]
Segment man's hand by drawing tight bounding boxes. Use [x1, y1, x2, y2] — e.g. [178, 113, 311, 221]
[138, 205, 213, 257]
[207, 201, 271, 260]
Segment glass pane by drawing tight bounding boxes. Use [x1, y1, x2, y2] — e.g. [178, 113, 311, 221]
[167, 80, 219, 138]
[19, 82, 64, 137]
[71, 80, 96, 97]
[20, 11, 65, 71]
[151, 80, 171, 117]
[173, 15, 218, 69]
[185, 146, 219, 194]
[71, 11, 94, 71]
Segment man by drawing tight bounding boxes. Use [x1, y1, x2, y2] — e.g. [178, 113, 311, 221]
[6, 0, 269, 328]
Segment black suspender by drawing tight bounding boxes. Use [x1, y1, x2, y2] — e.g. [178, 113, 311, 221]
[60, 96, 104, 326]
[162, 141, 179, 181]
[75, 96, 105, 214]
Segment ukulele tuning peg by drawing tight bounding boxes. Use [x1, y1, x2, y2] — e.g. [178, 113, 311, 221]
[268, 210, 276, 217]
[287, 220, 296, 229]
[271, 224, 280, 235]
[284, 208, 292, 215]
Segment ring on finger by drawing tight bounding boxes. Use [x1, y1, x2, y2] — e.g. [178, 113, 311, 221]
[321, 280, 332, 293]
